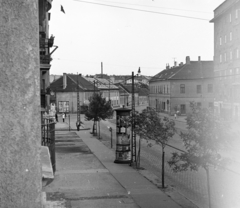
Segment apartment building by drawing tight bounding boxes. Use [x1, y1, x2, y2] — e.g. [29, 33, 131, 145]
[210, 0, 240, 120]
[39, 0, 57, 111]
[149, 56, 214, 115]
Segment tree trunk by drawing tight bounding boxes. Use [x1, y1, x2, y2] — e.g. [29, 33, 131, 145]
[206, 167, 212, 208]
[137, 136, 141, 169]
[162, 147, 165, 188]
[92, 120, 97, 135]
[98, 121, 101, 139]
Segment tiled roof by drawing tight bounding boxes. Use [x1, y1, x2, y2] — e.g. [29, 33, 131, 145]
[150, 61, 213, 82]
[50, 74, 95, 92]
[139, 88, 149, 96]
[84, 77, 119, 90]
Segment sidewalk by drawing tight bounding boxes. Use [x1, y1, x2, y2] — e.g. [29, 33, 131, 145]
[42, 122, 185, 208]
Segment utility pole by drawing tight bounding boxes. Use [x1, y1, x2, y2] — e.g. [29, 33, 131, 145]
[131, 71, 136, 166]
[76, 73, 81, 131]
[131, 67, 141, 167]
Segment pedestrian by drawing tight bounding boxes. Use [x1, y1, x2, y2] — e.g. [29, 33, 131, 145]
[55, 112, 58, 122]
[174, 113, 177, 119]
[62, 113, 65, 122]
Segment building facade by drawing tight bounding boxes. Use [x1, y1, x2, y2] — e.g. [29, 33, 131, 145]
[210, 0, 240, 121]
[50, 74, 121, 113]
[39, 0, 57, 112]
[149, 56, 214, 115]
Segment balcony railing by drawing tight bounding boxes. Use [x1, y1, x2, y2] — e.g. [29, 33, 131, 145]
[40, 54, 52, 65]
[40, 37, 54, 49]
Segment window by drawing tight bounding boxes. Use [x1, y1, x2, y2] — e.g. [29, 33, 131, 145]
[236, 9, 238, 19]
[220, 37, 222, 45]
[225, 53, 227, 62]
[180, 84, 185, 93]
[197, 85, 202, 94]
[230, 51, 233, 60]
[208, 84, 213, 93]
[230, 69, 232, 78]
[220, 54, 222, 63]
[58, 101, 69, 113]
[230, 32, 232, 41]
[209, 102, 214, 108]
[225, 35, 227, 43]
[180, 104, 186, 114]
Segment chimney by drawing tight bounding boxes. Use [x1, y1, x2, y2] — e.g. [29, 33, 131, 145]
[63, 73, 67, 89]
[186, 56, 190, 65]
[174, 61, 177, 67]
[166, 64, 170, 69]
[198, 56, 201, 62]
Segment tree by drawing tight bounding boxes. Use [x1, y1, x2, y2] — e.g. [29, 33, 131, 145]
[85, 93, 113, 138]
[134, 107, 176, 188]
[168, 102, 231, 208]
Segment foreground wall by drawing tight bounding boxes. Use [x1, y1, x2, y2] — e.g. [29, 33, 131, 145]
[0, 1, 42, 207]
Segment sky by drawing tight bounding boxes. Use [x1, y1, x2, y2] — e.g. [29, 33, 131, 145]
[49, 0, 224, 77]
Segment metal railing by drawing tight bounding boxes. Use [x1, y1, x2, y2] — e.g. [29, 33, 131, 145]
[41, 117, 55, 172]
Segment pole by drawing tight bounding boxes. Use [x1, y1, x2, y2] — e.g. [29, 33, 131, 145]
[111, 130, 113, 148]
[162, 149, 165, 188]
[76, 73, 80, 131]
[206, 167, 212, 208]
[131, 71, 136, 166]
[69, 114, 70, 131]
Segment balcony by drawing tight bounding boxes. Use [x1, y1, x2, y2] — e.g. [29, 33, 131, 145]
[40, 36, 54, 49]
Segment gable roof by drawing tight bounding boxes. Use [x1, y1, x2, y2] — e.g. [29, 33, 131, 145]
[50, 74, 95, 92]
[150, 61, 213, 82]
[84, 77, 119, 90]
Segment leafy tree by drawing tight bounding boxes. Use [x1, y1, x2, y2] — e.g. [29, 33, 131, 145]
[168, 102, 231, 208]
[85, 93, 113, 137]
[134, 107, 176, 188]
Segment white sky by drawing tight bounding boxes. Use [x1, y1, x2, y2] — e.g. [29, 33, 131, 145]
[49, 0, 224, 77]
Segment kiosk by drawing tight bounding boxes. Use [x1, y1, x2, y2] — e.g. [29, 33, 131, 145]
[114, 107, 131, 164]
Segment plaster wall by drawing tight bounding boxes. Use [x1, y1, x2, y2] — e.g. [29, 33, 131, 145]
[0, 1, 42, 207]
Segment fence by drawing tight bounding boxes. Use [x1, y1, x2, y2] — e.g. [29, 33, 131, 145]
[41, 116, 56, 172]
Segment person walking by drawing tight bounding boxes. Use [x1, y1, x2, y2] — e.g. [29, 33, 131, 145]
[55, 112, 58, 122]
[62, 113, 65, 122]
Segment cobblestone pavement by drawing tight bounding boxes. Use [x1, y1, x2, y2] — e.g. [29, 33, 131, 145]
[67, 115, 240, 208]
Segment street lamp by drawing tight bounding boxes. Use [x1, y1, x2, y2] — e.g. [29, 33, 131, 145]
[131, 67, 141, 166]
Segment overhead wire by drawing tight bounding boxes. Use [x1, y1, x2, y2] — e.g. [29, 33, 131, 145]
[90, 0, 212, 14]
[72, 0, 210, 21]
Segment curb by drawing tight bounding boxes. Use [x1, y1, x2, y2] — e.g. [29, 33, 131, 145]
[138, 169, 199, 208]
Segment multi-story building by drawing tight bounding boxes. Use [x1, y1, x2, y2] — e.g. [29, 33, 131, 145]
[210, 0, 240, 121]
[39, 0, 57, 112]
[149, 56, 214, 115]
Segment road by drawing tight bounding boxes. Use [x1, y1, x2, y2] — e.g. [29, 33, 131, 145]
[65, 113, 240, 208]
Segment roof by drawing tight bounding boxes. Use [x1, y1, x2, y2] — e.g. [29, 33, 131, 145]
[84, 77, 118, 90]
[150, 61, 213, 83]
[210, 0, 235, 23]
[50, 74, 95, 92]
[138, 88, 149, 96]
